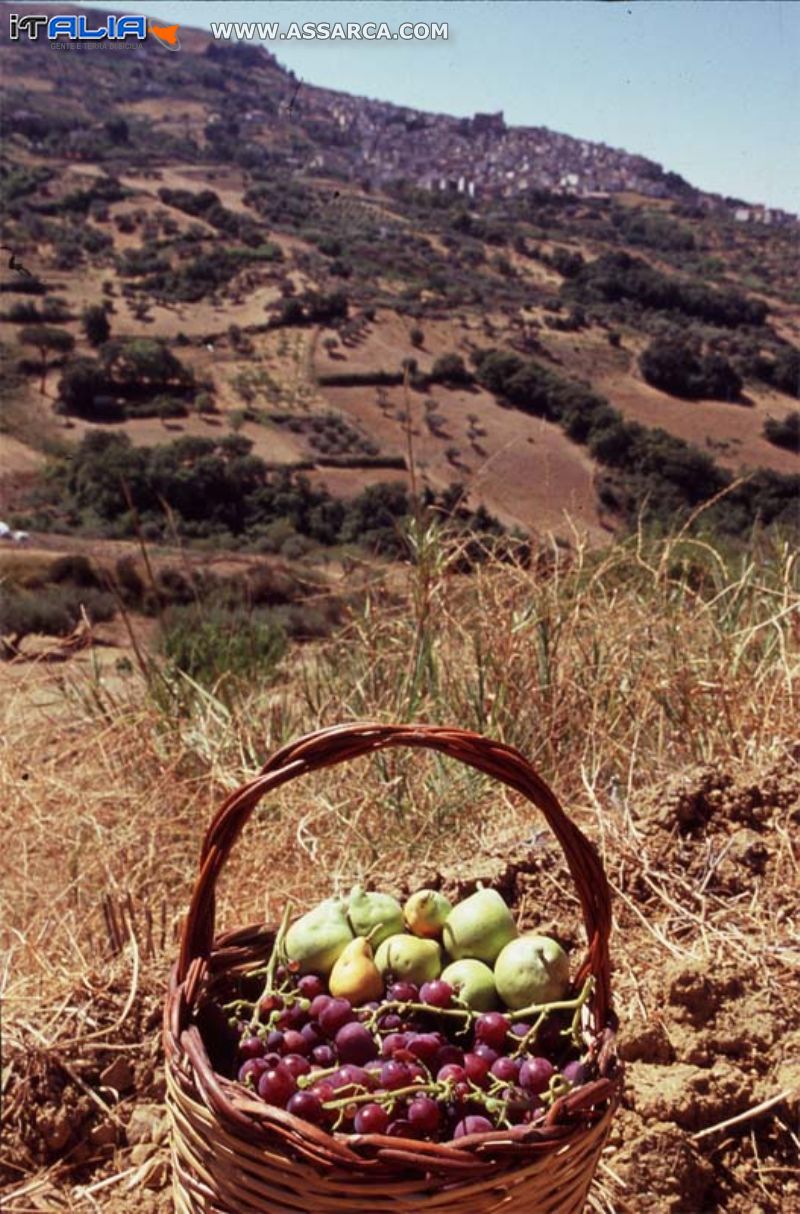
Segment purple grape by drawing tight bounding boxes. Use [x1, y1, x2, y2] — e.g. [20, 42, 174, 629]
[378, 1012, 403, 1032]
[453, 1115, 494, 1138]
[474, 1012, 509, 1051]
[562, 1061, 588, 1087]
[281, 1053, 311, 1079]
[262, 1051, 283, 1069]
[519, 1056, 555, 1095]
[311, 1078, 336, 1103]
[239, 1036, 265, 1060]
[463, 1053, 490, 1087]
[319, 997, 354, 1037]
[282, 1029, 308, 1056]
[380, 1060, 411, 1091]
[266, 1030, 284, 1052]
[419, 980, 453, 1008]
[297, 975, 325, 1000]
[511, 1022, 532, 1039]
[386, 1116, 417, 1138]
[407, 1032, 442, 1064]
[257, 1066, 296, 1107]
[490, 1056, 521, 1083]
[473, 1042, 499, 1066]
[259, 993, 283, 1015]
[408, 1095, 441, 1134]
[335, 1022, 378, 1065]
[286, 1090, 324, 1124]
[308, 993, 332, 1019]
[312, 1043, 336, 1067]
[282, 1002, 307, 1029]
[437, 1063, 467, 1085]
[364, 1060, 384, 1084]
[301, 1021, 324, 1050]
[381, 1032, 409, 1057]
[329, 1064, 371, 1096]
[237, 1058, 267, 1085]
[388, 981, 418, 1002]
[354, 1103, 389, 1134]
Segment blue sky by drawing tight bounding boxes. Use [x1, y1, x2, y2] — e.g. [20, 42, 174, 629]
[73, 1, 800, 212]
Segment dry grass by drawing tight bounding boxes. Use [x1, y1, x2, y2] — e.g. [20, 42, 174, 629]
[1, 522, 798, 1210]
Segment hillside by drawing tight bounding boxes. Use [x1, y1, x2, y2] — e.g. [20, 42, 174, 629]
[0, 3, 798, 565]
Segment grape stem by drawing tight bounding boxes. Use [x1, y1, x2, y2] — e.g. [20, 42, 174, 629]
[363, 976, 595, 1044]
[509, 976, 595, 1055]
[249, 902, 293, 1033]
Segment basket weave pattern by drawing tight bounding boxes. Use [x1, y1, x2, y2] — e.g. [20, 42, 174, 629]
[165, 722, 622, 1213]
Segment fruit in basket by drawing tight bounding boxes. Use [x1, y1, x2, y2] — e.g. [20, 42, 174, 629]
[328, 936, 384, 1004]
[440, 959, 498, 1011]
[347, 885, 404, 947]
[494, 934, 570, 1009]
[442, 888, 517, 964]
[284, 898, 354, 976]
[404, 889, 453, 938]
[374, 933, 442, 984]
[232, 879, 593, 1142]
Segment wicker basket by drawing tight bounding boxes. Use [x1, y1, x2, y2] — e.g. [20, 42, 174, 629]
[164, 722, 622, 1213]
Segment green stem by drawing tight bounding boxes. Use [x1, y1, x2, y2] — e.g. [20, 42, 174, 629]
[508, 977, 595, 1056]
[249, 902, 294, 1032]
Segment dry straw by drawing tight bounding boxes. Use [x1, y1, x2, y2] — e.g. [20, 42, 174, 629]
[164, 722, 622, 1213]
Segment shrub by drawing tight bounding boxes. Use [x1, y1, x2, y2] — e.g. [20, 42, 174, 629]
[639, 337, 742, 401]
[83, 304, 110, 347]
[161, 603, 286, 689]
[431, 352, 472, 386]
[0, 585, 115, 646]
[763, 412, 800, 452]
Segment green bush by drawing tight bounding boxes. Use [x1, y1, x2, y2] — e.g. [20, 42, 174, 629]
[763, 412, 800, 452]
[161, 603, 286, 688]
[0, 585, 115, 646]
[431, 352, 473, 386]
[639, 336, 742, 401]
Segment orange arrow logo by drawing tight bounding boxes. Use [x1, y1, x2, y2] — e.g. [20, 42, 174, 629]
[149, 21, 180, 50]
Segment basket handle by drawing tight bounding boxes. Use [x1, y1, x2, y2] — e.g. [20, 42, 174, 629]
[177, 722, 614, 1026]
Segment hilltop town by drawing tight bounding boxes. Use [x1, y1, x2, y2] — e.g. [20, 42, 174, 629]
[208, 44, 797, 224]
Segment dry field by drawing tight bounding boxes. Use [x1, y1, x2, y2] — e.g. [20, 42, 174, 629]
[1, 527, 798, 1213]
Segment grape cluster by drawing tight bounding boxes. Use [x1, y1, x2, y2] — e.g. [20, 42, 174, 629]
[228, 969, 591, 1142]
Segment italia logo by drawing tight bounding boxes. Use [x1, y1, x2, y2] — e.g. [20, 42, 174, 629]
[8, 12, 181, 48]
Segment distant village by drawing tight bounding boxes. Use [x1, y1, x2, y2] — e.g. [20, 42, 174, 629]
[264, 78, 797, 227]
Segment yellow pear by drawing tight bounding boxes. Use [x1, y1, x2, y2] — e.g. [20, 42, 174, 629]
[404, 889, 453, 939]
[328, 935, 384, 1004]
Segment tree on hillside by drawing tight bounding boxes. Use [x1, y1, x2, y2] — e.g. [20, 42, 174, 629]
[20, 326, 75, 394]
[763, 411, 800, 452]
[639, 336, 742, 402]
[83, 304, 111, 347]
[100, 338, 193, 392]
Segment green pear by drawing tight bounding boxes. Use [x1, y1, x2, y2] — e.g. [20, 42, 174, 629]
[442, 888, 517, 965]
[373, 934, 442, 984]
[329, 936, 384, 1004]
[404, 889, 453, 939]
[284, 898, 354, 976]
[441, 958, 499, 1012]
[347, 885, 404, 949]
[494, 934, 570, 1009]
